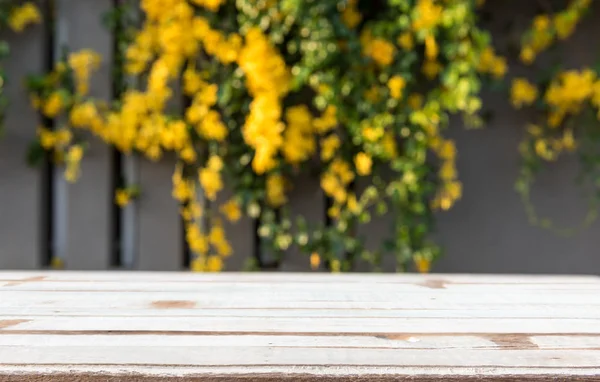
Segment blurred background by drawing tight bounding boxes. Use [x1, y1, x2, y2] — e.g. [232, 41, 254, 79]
[1, 0, 599, 274]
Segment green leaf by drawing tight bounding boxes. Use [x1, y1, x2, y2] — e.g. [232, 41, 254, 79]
[26, 139, 45, 168]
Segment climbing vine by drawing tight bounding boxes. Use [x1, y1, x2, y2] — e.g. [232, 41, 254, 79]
[508, 0, 600, 234]
[15, 0, 599, 272]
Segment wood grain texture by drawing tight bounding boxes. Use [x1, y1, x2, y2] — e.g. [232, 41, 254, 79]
[0, 272, 599, 380]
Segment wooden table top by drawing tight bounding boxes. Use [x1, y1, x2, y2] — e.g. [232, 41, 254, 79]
[0, 271, 599, 381]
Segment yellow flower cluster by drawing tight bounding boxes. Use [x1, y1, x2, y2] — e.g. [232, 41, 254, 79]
[8, 2, 41, 32]
[361, 29, 395, 67]
[477, 47, 507, 79]
[520, 0, 590, 65]
[525, 123, 577, 162]
[387, 76, 406, 100]
[321, 158, 356, 218]
[199, 155, 224, 201]
[283, 105, 316, 165]
[239, 28, 290, 174]
[412, 0, 442, 32]
[69, 50, 102, 96]
[341, 0, 362, 29]
[25, 0, 510, 273]
[412, 103, 461, 211]
[545, 69, 599, 127]
[510, 78, 538, 109]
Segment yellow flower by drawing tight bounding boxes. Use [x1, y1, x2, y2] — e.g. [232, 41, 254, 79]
[439, 161, 456, 181]
[422, 60, 442, 80]
[320, 135, 341, 161]
[313, 105, 338, 134]
[187, 224, 209, 255]
[328, 204, 340, 218]
[50, 256, 65, 270]
[412, 0, 442, 32]
[209, 223, 232, 258]
[220, 199, 242, 222]
[283, 105, 315, 164]
[330, 259, 341, 273]
[172, 171, 195, 203]
[38, 127, 55, 149]
[424, 35, 438, 60]
[438, 140, 456, 160]
[68, 50, 102, 96]
[533, 15, 551, 31]
[199, 159, 223, 201]
[115, 189, 131, 207]
[382, 132, 398, 158]
[8, 2, 41, 32]
[414, 254, 431, 273]
[310, 252, 320, 270]
[67, 145, 84, 163]
[387, 76, 406, 100]
[266, 174, 287, 207]
[562, 129, 576, 151]
[206, 255, 224, 272]
[534, 139, 555, 161]
[341, 0, 362, 29]
[520, 46, 536, 65]
[192, 0, 226, 12]
[181, 202, 203, 222]
[361, 31, 395, 66]
[408, 93, 424, 109]
[347, 193, 361, 214]
[554, 12, 578, 40]
[354, 152, 373, 176]
[197, 110, 228, 142]
[70, 102, 101, 129]
[42, 92, 65, 118]
[510, 78, 538, 108]
[361, 125, 384, 142]
[54, 129, 72, 147]
[490, 57, 507, 79]
[402, 171, 417, 186]
[190, 256, 206, 272]
[397, 33, 414, 51]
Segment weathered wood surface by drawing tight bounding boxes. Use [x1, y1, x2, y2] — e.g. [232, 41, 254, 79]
[0, 272, 599, 381]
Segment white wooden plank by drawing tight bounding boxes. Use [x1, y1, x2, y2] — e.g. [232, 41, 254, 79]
[0, 271, 597, 284]
[0, 334, 495, 349]
[0, 346, 599, 368]
[1, 365, 599, 380]
[2, 279, 599, 297]
[3, 294, 597, 312]
[58, 0, 113, 269]
[2, 315, 600, 334]
[3, 307, 600, 319]
[2, 279, 599, 292]
[0, 14, 45, 269]
[0, 272, 599, 379]
[1, 333, 598, 350]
